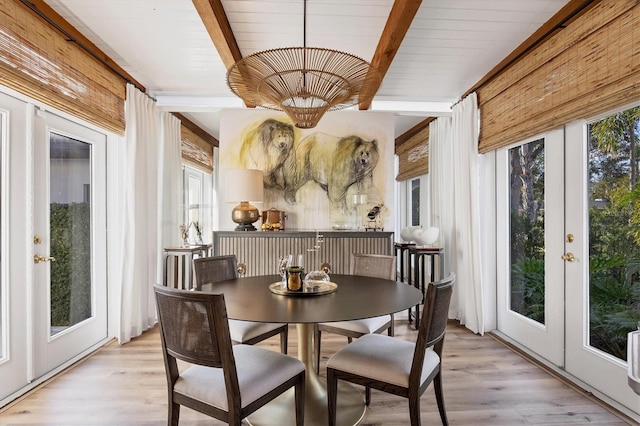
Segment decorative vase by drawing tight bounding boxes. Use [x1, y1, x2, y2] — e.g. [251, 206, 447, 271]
[412, 226, 439, 246]
[400, 226, 420, 242]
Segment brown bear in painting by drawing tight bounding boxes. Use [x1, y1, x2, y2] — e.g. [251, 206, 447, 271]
[239, 119, 294, 188]
[283, 132, 379, 210]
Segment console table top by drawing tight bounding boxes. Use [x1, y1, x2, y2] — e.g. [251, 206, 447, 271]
[213, 230, 393, 238]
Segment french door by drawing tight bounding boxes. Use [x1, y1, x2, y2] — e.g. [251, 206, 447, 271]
[564, 118, 639, 414]
[496, 128, 565, 366]
[498, 115, 640, 418]
[32, 107, 108, 378]
[0, 93, 108, 403]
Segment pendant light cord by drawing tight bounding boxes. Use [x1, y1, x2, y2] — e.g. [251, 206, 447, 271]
[302, 0, 307, 87]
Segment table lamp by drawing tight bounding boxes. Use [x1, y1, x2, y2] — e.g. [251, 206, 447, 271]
[226, 168, 264, 231]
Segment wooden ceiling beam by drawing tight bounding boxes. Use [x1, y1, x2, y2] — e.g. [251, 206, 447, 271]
[192, 0, 243, 69]
[192, 0, 254, 108]
[359, 0, 422, 111]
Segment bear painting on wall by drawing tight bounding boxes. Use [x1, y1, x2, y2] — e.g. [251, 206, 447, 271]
[220, 109, 394, 231]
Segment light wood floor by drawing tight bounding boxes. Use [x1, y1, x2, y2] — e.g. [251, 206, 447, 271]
[0, 314, 632, 426]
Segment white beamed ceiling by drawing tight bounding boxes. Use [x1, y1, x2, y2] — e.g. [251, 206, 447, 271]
[44, 0, 570, 140]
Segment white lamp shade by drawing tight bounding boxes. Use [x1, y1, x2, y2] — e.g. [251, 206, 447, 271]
[225, 169, 264, 203]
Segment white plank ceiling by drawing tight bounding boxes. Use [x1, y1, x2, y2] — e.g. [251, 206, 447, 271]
[44, 0, 571, 140]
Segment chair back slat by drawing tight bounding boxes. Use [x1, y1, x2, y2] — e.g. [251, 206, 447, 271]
[411, 274, 455, 379]
[425, 276, 454, 346]
[351, 253, 396, 280]
[194, 255, 239, 286]
[154, 285, 233, 369]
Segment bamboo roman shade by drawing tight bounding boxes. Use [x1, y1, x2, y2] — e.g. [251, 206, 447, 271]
[477, 0, 640, 153]
[181, 125, 214, 173]
[396, 125, 429, 181]
[0, 1, 126, 134]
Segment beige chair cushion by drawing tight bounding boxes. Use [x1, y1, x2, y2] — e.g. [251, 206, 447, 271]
[322, 315, 390, 334]
[175, 345, 304, 411]
[228, 319, 283, 343]
[326, 333, 439, 388]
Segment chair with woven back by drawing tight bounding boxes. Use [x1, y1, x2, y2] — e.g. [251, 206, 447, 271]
[193, 255, 289, 353]
[153, 285, 305, 426]
[314, 253, 397, 374]
[326, 273, 455, 426]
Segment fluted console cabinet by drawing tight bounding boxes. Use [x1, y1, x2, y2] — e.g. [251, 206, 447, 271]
[213, 231, 394, 277]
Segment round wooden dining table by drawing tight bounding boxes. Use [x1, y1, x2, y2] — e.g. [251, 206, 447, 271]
[196, 273, 422, 426]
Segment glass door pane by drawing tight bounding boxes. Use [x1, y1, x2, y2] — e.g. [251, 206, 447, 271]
[508, 139, 546, 324]
[49, 133, 92, 336]
[587, 107, 640, 361]
[0, 111, 4, 359]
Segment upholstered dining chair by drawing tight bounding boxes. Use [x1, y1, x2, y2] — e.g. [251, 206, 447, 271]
[193, 255, 289, 353]
[153, 285, 305, 426]
[314, 253, 397, 374]
[326, 273, 455, 426]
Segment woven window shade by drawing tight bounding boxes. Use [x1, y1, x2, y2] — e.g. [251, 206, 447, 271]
[477, 0, 640, 153]
[396, 125, 429, 181]
[0, 1, 125, 134]
[181, 125, 214, 173]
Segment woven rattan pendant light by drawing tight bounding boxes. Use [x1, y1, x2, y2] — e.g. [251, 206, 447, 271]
[226, 0, 380, 129]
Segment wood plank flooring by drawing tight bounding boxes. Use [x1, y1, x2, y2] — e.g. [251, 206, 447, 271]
[0, 314, 631, 425]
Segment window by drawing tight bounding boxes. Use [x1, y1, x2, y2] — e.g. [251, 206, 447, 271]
[410, 178, 420, 226]
[402, 175, 428, 228]
[183, 165, 211, 244]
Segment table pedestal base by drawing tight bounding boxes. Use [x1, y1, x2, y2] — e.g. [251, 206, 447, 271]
[247, 323, 366, 426]
[246, 375, 365, 426]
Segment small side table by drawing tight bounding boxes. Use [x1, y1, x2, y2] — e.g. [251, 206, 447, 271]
[394, 242, 416, 322]
[409, 246, 444, 329]
[163, 244, 212, 289]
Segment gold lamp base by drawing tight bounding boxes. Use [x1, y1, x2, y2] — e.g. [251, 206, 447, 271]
[232, 201, 260, 231]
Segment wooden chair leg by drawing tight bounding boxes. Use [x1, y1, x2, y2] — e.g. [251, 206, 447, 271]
[315, 325, 321, 374]
[347, 336, 353, 343]
[434, 371, 449, 426]
[280, 327, 288, 354]
[365, 386, 371, 406]
[295, 373, 305, 426]
[327, 369, 338, 426]
[408, 394, 421, 426]
[169, 399, 180, 426]
[229, 406, 242, 426]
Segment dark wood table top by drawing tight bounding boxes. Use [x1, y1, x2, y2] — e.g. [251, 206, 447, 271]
[195, 274, 422, 324]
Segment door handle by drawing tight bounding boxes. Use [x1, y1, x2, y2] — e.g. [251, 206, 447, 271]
[561, 252, 575, 262]
[34, 254, 56, 264]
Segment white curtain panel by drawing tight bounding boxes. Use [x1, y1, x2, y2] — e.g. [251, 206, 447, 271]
[428, 116, 453, 277]
[159, 112, 182, 278]
[118, 84, 162, 343]
[450, 93, 485, 334]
